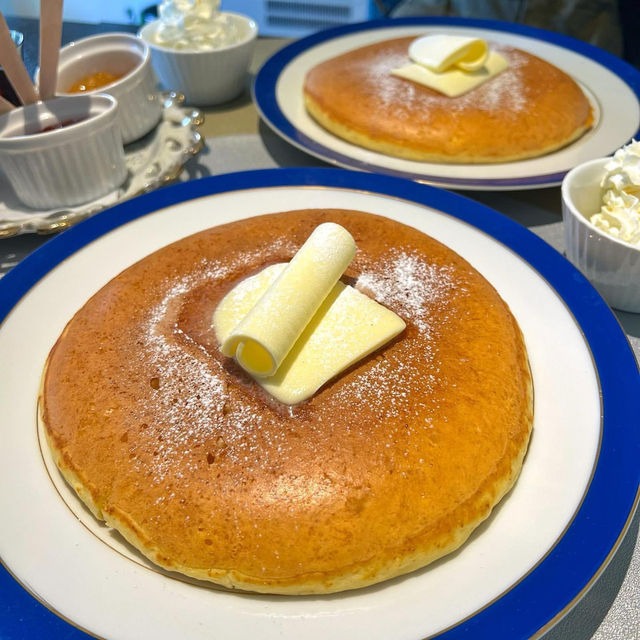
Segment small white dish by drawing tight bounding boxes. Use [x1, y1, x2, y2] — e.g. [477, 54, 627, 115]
[43, 32, 163, 144]
[0, 94, 127, 210]
[562, 156, 640, 313]
[0, 93, 203, 236]
[139, 12, 257, 106]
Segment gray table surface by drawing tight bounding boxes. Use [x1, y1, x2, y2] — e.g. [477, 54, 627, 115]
[1, 21, 638, 640]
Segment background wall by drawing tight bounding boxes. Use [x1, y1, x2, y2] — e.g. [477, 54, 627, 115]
[1, 0, 156, 24]
[0, 1, 383, 37]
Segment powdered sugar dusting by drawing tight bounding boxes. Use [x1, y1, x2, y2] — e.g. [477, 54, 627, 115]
[464, 46, 527, 113]
[133, 243, 299, 483]
[356, 249, 458, 335]
[357, 49, 420, 113]
[332, 346, 438, 421]
[357, 42, 528, 115]
[130, 240, 463, 483]
[318, 249, 463, 422]
[136, 261, 229, 483]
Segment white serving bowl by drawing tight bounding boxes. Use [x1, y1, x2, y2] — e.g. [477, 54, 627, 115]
[562, 157, 640, 313]
[0, 94, 127, 209]
[42, 32, 162, 144]
[139, 12, 257, 106]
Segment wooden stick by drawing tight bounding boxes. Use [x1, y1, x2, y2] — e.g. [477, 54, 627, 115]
[0, 13, 38, 104]
[39, 0, 64, 101]
[0, 94, 15, 114]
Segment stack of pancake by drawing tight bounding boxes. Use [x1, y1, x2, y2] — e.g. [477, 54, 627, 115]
[40, 209, 533, 594]
[303, 37, 593, 163]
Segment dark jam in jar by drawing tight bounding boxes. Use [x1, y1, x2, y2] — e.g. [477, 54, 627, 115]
[37, 117, 87, 133]
[7, 117, 88, 137]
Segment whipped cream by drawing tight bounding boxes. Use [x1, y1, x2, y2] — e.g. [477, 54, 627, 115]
[153, 0, 246, 50]
[590, 140, 640, 246]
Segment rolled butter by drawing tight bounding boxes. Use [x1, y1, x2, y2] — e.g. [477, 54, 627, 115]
[220, 223, 356, 377]
[214, 262, 405, 404]
[409, 34, 489, 73]
[392, 34, 508, 98]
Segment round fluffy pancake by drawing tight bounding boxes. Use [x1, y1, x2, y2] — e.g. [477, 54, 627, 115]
[303, 37, 593, 163]
[40, 209, 533, 594]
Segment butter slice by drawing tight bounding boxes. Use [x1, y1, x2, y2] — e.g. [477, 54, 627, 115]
[220, 223, 356, 377]
[409, 34, 489, 72]
[392, 50, 508, 97]
[214, 263, 405, 405]
[392, 34, 508, 97]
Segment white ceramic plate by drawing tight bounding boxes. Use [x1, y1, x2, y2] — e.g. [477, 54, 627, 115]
[254, 17, 640, 190]
[0, 169, 638, 639]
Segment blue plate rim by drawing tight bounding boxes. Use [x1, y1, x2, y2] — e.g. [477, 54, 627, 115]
[252, 16, 640, 189]
[1, 167, 639, 639]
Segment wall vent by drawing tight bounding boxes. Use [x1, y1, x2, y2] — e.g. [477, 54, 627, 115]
[223, 0, 378, 37]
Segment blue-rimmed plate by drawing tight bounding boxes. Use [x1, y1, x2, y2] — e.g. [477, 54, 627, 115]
[0, 168, 638, 639]
[254, 18, 640, 190]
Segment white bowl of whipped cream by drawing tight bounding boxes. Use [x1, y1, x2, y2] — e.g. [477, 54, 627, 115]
[139, 0, 257, 106]
[562, 140, 640, 313]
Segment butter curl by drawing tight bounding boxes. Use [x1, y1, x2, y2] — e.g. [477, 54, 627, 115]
[220, 223, 356, 377]
[408, 34, 489, 73]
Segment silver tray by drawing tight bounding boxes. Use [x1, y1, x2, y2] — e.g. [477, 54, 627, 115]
[0, 92, 204, 237]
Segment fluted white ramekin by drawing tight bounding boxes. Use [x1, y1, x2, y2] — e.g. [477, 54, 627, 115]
[562, 157, 640, 313]
[42, 33, 162, 144]
[0, 94, 127, 210]
[139, 12, 257, 106]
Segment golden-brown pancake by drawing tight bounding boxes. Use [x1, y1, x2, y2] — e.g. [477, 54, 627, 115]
[40, 209, 533, 594]
[303, 37, 593, 163]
